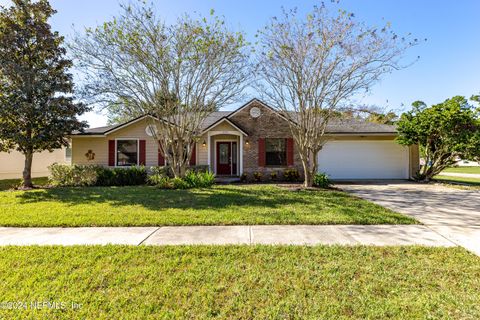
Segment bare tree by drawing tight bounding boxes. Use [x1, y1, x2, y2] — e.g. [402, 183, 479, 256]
[345, 104, 399, 124]
[71, 3, 251, 177]
[256, 5, 418, 187]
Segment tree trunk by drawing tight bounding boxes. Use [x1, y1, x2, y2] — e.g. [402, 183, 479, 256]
[171, 162, 187, 178]
[304, 170, 313, 188]
[22, 151, 34, 188]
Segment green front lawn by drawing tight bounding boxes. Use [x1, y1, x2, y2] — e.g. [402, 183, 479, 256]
[434, 175, 480, 188]
[0, 185, 416, 226]
[443, 166, 480, 174]
[0, 246, 478, 319]
[0, 177, 48, 191]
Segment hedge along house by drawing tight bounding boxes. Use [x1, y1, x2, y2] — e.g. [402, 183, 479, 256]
[70, 98, 420, 180]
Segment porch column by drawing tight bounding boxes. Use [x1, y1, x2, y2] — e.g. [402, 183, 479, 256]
[239, 134, 243, 175]
[207, 132, 212, 173]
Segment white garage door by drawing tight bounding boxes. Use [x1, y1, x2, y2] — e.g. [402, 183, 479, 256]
[317, 140, 409, 179]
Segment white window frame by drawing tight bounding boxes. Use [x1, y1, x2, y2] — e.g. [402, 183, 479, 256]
[115, 138, 140, 167]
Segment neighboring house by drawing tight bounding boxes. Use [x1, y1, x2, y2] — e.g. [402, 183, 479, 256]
[454, 159, 480, 167]
[0, 147, 70, 179]
[70, 99, 419, 180]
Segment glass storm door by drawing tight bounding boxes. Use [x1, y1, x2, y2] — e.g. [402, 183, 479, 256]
[217, 142, 232, 175]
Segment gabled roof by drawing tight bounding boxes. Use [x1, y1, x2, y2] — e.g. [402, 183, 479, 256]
[72, 98, 399, 136]
[78, 124, 116, 135]
[200, 117, 249, 136]
[72, 115, 158, 136]
[199, 111, 233, 130]
[325, 119, 397, 134]
[228, 98, 291, 122]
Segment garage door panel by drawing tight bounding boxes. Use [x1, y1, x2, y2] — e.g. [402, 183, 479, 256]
[317, 140, 409, 179]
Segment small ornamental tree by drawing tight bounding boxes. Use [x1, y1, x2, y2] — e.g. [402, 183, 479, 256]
[396, 96, 480, 181]
[0, 0, 89, 188]
[256, 4, 417, 187]
[71, 3, 251, 178]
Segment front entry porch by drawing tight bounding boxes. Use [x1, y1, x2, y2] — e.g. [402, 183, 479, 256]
[216, 141, 238, 175]
[206, 132, 245, 176]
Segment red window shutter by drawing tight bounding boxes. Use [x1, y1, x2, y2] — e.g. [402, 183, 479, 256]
[139, 140, 146, 165]
[108, 140, 115, 166]
[190, 144, 196, 165]
[287, 138, 294, 166]
[158, 143, 165, 166]
[258, 138, 265, 167]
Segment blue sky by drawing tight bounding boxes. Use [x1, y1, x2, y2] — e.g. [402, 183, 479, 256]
[1, 0, 479, 127]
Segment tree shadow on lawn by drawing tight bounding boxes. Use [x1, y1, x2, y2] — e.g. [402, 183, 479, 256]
[10, 186, 416, 224]
[14, 185, 321, 212]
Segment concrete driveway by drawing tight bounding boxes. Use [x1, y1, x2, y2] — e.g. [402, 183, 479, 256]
[339, 181, 480, 255]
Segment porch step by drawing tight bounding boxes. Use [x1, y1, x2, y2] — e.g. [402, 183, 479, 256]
[215, 176, 241, 184]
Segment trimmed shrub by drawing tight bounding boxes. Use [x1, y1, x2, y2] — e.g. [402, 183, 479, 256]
[253, 172, 263, 182]
[96, 166, 147, 186]
[147, 173, 164, 186]
[283, 168, 300, 182]
[240, 173, 248, 182]
[150, 171, 215, 189]
[184, 170, 215, 188]
[154, 177, 174, 189]
[313, 172, 331, 188]
[171, 177, 190, 189]
[48, 164, 99, 187]
[149, 166, 173, 178]
[49, 164, 147, 187]
[270, 171, 278, 181]
[49, 164, 212, 190]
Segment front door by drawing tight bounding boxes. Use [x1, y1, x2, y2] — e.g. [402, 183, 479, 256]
[217, 142, 232, 175]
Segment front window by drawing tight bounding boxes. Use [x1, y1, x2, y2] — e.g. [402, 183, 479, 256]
[65, 146, 72, 163]
[116, 140, 138, 166]
[265, 138, 286, 166]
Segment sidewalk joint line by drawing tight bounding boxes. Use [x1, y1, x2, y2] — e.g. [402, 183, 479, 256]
[138, 227, 161, 246]
[249, 226, 252, 245]
[423, 225, 461, 247]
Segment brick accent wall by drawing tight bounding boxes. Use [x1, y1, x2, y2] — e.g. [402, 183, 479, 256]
[229, 102, 303, 178]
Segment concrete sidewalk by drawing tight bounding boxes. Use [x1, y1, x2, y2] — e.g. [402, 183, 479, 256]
[0, 225, 455, 247]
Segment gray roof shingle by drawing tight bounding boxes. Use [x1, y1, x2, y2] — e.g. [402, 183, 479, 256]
[199, 111, 233, 130]
[325, 119, 397, 134]
[72, 101, 397, 135]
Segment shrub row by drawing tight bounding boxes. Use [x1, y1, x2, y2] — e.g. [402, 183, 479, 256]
[240, 168, 301, 183]
[48, 164, 148, 187]
[239, 168, 331, 188]
[147, 169, 215, 189]
[150, 165, 210, 178]
[49, 163, 215, 189]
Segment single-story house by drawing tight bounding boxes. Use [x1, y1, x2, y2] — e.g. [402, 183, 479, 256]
[0, 148, 70, 180]
[70, 98, 419, 180]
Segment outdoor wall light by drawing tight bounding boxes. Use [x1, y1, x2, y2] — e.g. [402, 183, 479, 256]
[245, 140, 250, 145]
[202, 140, 207, 147]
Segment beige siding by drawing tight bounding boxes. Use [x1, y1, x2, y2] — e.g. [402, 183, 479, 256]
[108, 118, 159, 167]
[72, 118, 213, 167]
[71, 137, 108, 165]
[72, 118, 161, 167]
[208, 121, 237, 132]
[197, 133, 209, 165]
[0, 149, 67, 179]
